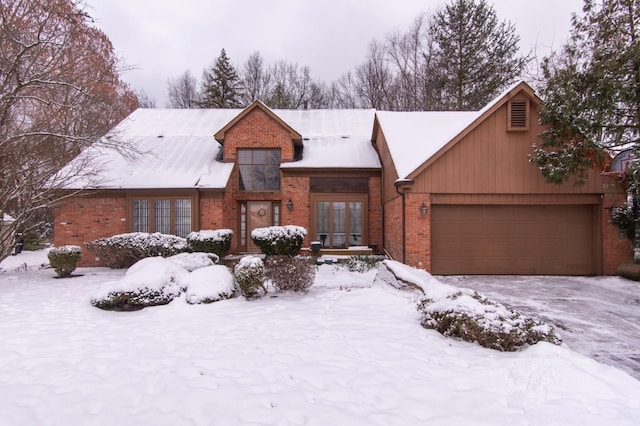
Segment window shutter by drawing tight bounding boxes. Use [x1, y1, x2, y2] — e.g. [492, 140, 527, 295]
[508, 99, 529, 131]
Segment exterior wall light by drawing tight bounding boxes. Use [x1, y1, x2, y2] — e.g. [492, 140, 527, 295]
[287, 199, 294, 211]
[420, 202, 428, 216]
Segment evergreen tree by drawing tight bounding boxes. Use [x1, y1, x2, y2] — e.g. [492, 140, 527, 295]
[199, 49, 242, 108]
[429, 0, 528, 110]
[531, 0, 640, 185]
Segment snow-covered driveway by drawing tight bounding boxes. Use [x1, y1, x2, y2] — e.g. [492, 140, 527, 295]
[438, 275, 640, 380]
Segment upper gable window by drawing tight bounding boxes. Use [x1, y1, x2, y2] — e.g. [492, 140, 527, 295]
[238, 149, 281, 191]
[508, 99, 530, 131]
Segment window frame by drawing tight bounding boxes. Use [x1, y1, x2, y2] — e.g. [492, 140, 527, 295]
[310, 194, 368, 249]
[127, 192, 197, 238]
[237, 148, 281, 191]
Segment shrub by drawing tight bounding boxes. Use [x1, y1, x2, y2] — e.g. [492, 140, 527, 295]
[167, 252, 219, 271]
[610, 204, 635, 242]
[417, 291, 561, 352]
[234, 256, 266, 300]
[48, 245, 82, 277]
[346, 255, 377, 273]
[91, 257, 186, 311]
[187, 229, 233, 258]
[85, 232, 189, 269]
[265, 255, 315, 292]
[251, 225, 306, 256]
[184, 265, 236, 304]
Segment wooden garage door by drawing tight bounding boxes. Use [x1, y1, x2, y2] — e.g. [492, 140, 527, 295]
[431, 205, 598, 275]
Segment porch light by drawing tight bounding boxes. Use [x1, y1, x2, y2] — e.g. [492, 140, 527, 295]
[420, 202, 428, 216]
[287, 199, 294, 211]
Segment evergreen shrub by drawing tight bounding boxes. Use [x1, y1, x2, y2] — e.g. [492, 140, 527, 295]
[234, 256, 267, 300]
[85, 232, 189, 269]
[250, 225, 306, 256]
[187, 229, 233, 258]
[346, 255, 377, 272]
[48, 245, 82, 277]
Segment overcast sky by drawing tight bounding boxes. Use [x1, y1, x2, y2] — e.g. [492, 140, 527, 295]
[86, 0, 585, 106]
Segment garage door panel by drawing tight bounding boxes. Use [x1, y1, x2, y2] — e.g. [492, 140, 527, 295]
[431, 205, 597, 275]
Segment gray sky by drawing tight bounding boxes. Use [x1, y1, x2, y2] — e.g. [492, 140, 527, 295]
[86, 0, 584, 106]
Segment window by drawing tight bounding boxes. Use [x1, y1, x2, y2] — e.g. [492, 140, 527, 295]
[238, 149, 281, 191]
[132, 198, 192, 237]
[508, 99, 530, 131]
[313, 196, 366, 249]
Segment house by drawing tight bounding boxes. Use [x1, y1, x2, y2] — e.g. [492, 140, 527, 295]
[54, 81, 631, 274]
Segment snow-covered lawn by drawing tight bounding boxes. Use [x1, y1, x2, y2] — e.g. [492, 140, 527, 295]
[1, 252, 639, 425]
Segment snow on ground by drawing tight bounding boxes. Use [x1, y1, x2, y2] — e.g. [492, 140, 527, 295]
[1, 252, 640, 425]
[438, 275, 640, 381]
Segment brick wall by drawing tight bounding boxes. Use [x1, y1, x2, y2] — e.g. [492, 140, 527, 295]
[368, 176, 383, 254]
[54, 195, 127, 266]
[404, 193, 431, 270]
[199, 192, 227, 231]
[223, 108, 295, 162]
[282, 176, 311, 244]
[602, 190, 632, 274]
[383, 196, 403, 261]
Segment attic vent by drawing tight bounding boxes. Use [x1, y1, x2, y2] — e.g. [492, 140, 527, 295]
[508, 99, 529, 131]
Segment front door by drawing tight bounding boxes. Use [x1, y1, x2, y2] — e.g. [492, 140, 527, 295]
[247, 201, 272, 252]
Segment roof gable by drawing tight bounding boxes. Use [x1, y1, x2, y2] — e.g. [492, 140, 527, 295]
[374, 81, 541, 181]
[214, 100, 302, 145]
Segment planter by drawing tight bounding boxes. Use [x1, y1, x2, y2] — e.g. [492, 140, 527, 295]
[310, 241, 322, 254]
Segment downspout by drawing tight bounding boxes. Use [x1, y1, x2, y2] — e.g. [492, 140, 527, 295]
[394, 179, 414, 264]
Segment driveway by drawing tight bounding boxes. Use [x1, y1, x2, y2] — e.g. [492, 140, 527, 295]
[436, 275, 640, 381]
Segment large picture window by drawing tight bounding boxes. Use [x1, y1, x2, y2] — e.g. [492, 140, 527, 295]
[238, 149, 281, 191]
[132, 198, 192, 237]
[313, 195, 366, 249]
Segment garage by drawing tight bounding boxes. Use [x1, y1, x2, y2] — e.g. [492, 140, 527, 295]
[431, 204, 599, 275]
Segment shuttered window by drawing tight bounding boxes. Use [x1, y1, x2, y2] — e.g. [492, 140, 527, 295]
[508, 99, 529, 131]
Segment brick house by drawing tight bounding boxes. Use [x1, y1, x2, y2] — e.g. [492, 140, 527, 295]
[54, 82, 631, 274]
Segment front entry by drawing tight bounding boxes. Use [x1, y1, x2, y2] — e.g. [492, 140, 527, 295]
[246, 201, 273, 252]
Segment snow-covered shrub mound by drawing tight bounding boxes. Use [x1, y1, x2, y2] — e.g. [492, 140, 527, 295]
[234, 256, 266, 300]
[380, 260, 561, 351]
[346, 255, 377, 273]
[91, 258, 187, 311]
[187, 229, 233, 258]
[417, 290, 562, 352]
[167, 252, 219, 271]
[251, 225, 307, 256]
[265, 255, 315, 292]
[85, 232, 189, 269]
[47, 245, 82, 277]
[184, 265, 236, 304]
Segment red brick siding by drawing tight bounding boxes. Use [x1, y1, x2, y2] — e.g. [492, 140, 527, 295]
[368, 176, 383, 254]
[602, 191, 632, 274]
[199, 192, 227, 231]
[404, 193, 431, 270]
[222, 109, 295, 163]
[383, 196, 403, 261]
[282, 176, 312, 245]
[54, 195, 127, 266]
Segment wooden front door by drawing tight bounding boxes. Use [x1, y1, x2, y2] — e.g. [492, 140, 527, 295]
[247, 201, 272, 252]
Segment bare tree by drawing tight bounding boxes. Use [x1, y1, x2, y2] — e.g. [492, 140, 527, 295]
[330, 72, 361, 108]
[0, 0, 137, 260]
[355, 40, 396, 109]
[135, 89, 156, 108]
[167, 70, 199, 108]
[266, 60, 312, 109]
[239, 51, 273, 105]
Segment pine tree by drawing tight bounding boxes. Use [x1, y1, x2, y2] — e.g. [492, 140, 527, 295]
[199, 49, 242, 108]
[429, 0, 528, 110]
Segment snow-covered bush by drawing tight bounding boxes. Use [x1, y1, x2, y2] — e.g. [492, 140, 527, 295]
[184, 265, 236, 304]
[167, 252, 219, 271]
[346, 255, 377, 273]
[187, 229, 233, 258]
[265, 255, 315, 292]
[417, 290, 562, 352]
[48, 245, 82, 277]
[234, 256, 266, 300]
[251, 225, 307, 256]
[91, 257, 187, 311]
[85, 232, 189, 269]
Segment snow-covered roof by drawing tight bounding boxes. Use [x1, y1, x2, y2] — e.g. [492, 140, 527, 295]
[61, 107, 377, 190]
[376, 110, 481, 180]
[377, 81, 537, 180]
